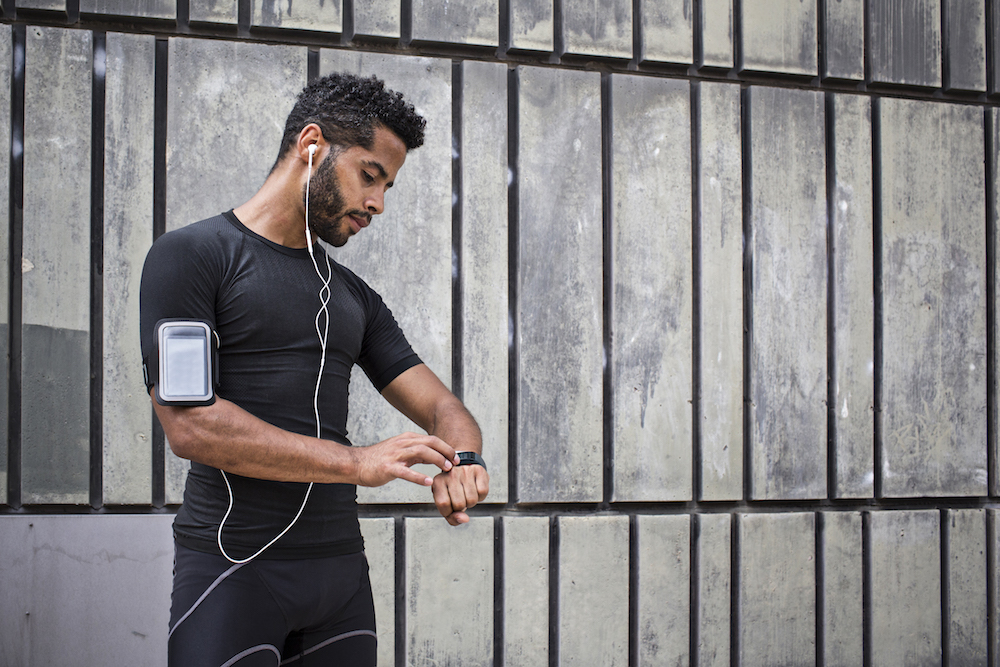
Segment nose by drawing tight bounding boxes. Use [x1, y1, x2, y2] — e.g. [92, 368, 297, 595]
[365, 190, 385, 216]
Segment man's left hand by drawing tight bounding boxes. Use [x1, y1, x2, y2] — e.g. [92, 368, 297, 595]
[432, 462, 489, 526]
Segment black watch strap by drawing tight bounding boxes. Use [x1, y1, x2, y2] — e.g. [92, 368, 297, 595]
[456, 451, 487, 471]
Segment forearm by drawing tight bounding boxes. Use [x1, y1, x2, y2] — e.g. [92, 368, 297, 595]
[153, 394, 359, 484]
[428, 396, 483, 455]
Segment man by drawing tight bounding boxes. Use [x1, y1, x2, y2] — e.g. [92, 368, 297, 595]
[140, 72, 489, 666]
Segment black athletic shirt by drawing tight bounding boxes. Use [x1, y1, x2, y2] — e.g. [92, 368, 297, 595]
[139, 211, 421, 559]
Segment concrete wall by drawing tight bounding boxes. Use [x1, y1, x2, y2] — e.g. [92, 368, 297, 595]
[0, 2, 997, 665]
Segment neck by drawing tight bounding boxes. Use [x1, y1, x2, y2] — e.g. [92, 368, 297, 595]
[233, 159, 312, 248]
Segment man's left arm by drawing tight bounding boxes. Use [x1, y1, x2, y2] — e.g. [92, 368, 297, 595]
[381, 363, 489, 525]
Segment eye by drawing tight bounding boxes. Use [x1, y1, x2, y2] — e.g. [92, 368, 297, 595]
[362, 171, 375, 184]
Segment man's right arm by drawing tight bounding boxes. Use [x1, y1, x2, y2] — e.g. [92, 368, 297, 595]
[152, 391, 459, 487]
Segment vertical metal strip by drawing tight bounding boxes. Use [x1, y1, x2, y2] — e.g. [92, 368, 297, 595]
[826, 91, 838, 499]
[400, 0, 412, 46]
[507, 66, 519, 506]
[986, 509, 996, 667]
[987, 108, 997, 499]
[732, 0, 743, 72]
[628, 514, 638, 667]
[872, 96, 883, 500]
[151, 37, 168, 508]
[498, 0, 510, 56]
[341, 0, 354, 44]
[548, 515, 560, 667]
[817, 0, 827, 79]
[90, 31, 106, 510]
[941, 0, 951, 91]
[395, 516, 405, 667]
[6, 24, 23, 510]
[691, 80, 704, 501]
[307, 49, 319, 83]
[690, 513, 701, 666]
[493, 516, 504, 667]
[552, 0, 564, 59]
[941, 509, 952, 667]
[601, 71, 613, 507]
[693, 0, 704, 69]
[451, 61, 463, 402]
[741, 85, 753, 501]
[631, 0, 642, 67]
[730, 512, 741, 667]
[862, 510, 872, 667]
[816, 511, 826, 667]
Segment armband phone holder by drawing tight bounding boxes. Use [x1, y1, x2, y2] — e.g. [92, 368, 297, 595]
[149, 319, 219, 406]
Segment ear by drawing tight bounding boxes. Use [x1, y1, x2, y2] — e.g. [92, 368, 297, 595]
[295, 123, 326, 164]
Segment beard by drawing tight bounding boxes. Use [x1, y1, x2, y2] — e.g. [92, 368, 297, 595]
[304, 153, 369, 248]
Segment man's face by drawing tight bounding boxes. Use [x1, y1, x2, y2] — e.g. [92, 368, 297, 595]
[305, 126, 408, 248]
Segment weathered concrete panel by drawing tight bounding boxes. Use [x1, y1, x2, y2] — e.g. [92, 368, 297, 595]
[639, 0, 693, 64]
[103, 33, 155, 505]
[822, 511, 864, 667]
[0, 515, 173, 666]
[612, 74, 692, 502]
[563, 0, 631, 58]
[252, 0, 341, 32]
[697, 81, 743, 501]
[993, 0, 1000, 93]
[164, 38, 304, 504]
[412, 0, 497, 46]
[871, 510, 942, 667]
[824, 0, 865, 79]
[945, 0, 986, 91]
[502, 516, 549, 667]
[516, 66, 603, 503]
[739, 513, 816, 665]
[319, 51, 453, 505]
[166, 38, 305, 231]
[700, 0, 734, 68]
[81, 0, 174, 18]
[749, 86, 827, 500]
[510, 0, 553, 51]
[741, 0, 817, 75]
[946, 509, 987, 665]
[22, 26, 92, 505]
[164, 444, 188, 504]
[17, 0, 63, 10]
[637, 515, 690, 666]
[460, 61, 509, 502]
[0, 26, 11, 503]
[359, 517, 395, 667]
[870, 0, 942, 87]
[831, 93, 874, 499]
[559, 516, 629, 666]
[880, 98, 987, 498]
[406, 517, 493, 666]
[189, 0, 236, 23]
[695, 513, 731, 667]
[354, 0, 399, 38]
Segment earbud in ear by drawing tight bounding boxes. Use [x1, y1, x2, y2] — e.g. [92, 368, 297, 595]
[308, 144, 317, 156]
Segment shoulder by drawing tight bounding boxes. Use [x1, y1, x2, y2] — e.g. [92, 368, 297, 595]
[329, 258, 385, 305]
[144, 214, 239, 270]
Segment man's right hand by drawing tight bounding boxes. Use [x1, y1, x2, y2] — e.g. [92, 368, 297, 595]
[352, 432, 460, 488]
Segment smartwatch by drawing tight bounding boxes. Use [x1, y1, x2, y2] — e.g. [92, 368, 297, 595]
[456, 451, 487, 471]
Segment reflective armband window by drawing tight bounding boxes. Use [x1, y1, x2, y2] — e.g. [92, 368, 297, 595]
[153, 320, 218, 406]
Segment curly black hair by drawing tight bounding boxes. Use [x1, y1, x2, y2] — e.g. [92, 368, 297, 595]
[274, 72, 426, 168]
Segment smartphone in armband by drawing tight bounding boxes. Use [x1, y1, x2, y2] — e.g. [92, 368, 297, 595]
[153, 319, 219, 406]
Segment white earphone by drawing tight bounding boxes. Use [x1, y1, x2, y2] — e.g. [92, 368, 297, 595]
[216, 139, 329, 565]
